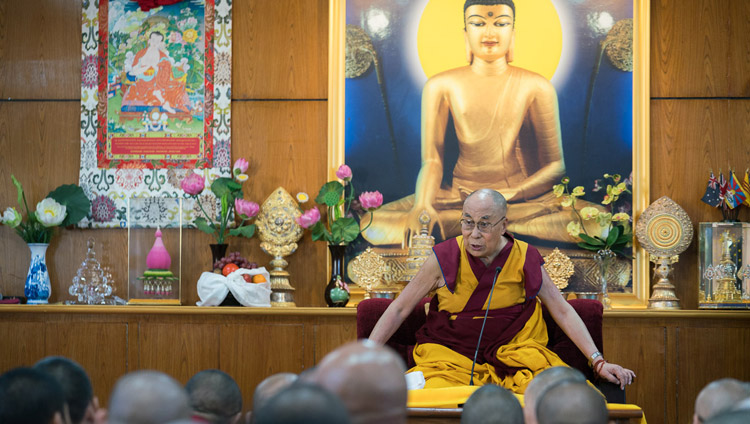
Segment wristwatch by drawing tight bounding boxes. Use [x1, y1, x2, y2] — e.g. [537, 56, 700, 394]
[588, 351, 603, 368]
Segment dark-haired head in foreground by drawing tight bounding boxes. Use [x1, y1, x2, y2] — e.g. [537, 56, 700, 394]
[34, 356, 95, 424]
[108, 370, 190, 424]
[536, 381, 608, 424]
[523, 366, 586, 424]
[253, 382, 350, 424]
[461, 384, 523, 424]
[185, 369, 243, 424]
[0, 367, 69, 424]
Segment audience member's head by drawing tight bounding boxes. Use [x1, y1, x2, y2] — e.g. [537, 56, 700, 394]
[304, 340, 408, 424]
[108, 370, 190, 424]
[253, 382, 350, 424]
[0, 367, 69, 424]
[523, 366, 586, 424]
[705, 409, 750, 424]
[34, 356, 96, 424]
[536, 381, 608, 424]
[693, 378, 750, 424]
[185, 369, 243, 424]
[461, 384, 523, 424]
[251, 372, 299, 414]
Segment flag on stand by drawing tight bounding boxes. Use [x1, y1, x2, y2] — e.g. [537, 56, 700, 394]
[741, 170, 750, 207]
[725, 171, 747, 209]
[701, 171, 722, 207]
[719, 172, 728, 201]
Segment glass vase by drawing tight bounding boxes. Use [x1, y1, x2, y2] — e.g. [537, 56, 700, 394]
[594, 248, 614, 310]
[325, 244, 351, 307]
[25, 243, 51, 304]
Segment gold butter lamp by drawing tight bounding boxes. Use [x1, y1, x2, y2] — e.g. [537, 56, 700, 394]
[256, 188, 304, 307]
[635, 196, 694, 309]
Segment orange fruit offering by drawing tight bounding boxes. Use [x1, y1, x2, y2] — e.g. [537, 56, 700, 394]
[222, 263, 239, 276]
[252, 274, 267, 283]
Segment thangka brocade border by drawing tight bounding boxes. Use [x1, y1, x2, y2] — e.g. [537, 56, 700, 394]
[78, 0, 232, 228]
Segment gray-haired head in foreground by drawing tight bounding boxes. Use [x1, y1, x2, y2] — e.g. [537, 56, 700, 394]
[185, 369, 243, 424]
[253, 382, 350, 424]
[108, 370, 190, 424]
[461, 384, 523, 424]
[536, 381, 608, 424]
[252, 372, 299, 414]
[524, 367, 586, 424]
[694, 378, 750, 424]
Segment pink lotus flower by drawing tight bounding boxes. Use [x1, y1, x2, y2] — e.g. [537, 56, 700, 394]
[336, 164, 352, 181]
[233, 158, 249, 176]
[181, 173, 205, 195]
[358, 191, 383, 210]
[235, 198, 259, 219]
[296, 207, 321, 229]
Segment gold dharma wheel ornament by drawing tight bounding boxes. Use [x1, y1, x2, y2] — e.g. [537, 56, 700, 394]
[635, 196, 694, 309]
[256, 187, 304, 307]
[348, 247, 387, 300]
[543, 248, 574, 291]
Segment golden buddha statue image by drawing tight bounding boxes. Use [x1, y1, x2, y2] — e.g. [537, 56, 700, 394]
[360, 0, 604, 247]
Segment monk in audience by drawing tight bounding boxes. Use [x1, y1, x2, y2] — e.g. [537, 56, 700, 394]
[251, 372, 299, 416]
[107, 370, 191, 424]
[536, 381, 608, 424]
[304, 340, 408, 424]
[705, 409, 750, 424]
[185, 369, 243, 424]
[252, 382, 350, 424]
[523, 366, 586, 424]
[693, 378, 750, 424]
[460, 384, 523, 424]
[0, 367, 70, 424]
[34, 356, 104, 424]
[369, 189, 634, 392]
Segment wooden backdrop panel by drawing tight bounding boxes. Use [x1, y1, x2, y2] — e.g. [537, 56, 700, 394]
[232, 0, 328, 99]
[650, 99, 750, 309]
[44, 321, 129, 405]
[0, 0, 81, 99]
[309, 320, 357, 364]
[0, 321, 46, 371]
[219, 322, 305, 411]
[138, 322, 219, 383]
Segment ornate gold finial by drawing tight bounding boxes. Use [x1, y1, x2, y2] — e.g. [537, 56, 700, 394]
[543, 248, 574, 290]
[349, 247, 386, 299]
[256, 187, 304, 307]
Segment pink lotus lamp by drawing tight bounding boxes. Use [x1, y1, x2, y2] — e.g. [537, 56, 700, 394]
[146, 228, 171, 270]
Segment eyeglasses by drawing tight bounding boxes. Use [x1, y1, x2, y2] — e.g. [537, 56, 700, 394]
[459, 217, 505, 233]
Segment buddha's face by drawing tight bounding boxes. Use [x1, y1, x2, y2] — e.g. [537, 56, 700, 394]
[461, 196, 507, 261]
[464, 5, 515, 63]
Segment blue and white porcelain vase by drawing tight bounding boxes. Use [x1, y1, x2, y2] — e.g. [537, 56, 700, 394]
[24, 243, 51, 304]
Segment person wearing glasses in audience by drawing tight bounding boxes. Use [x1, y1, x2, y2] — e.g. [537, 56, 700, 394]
[368, 189, 635, 393]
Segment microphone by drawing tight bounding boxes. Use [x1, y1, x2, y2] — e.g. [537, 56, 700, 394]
[469, 266, 502, 386]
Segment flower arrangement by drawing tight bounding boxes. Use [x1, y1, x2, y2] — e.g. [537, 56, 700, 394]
[553, 173, 633, 259]
[1, 175, 91, 243]
[296, 165, 383, 245]
[181, 158, 259, 245]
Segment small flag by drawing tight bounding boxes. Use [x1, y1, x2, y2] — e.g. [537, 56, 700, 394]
[701, 171, 722, 207]
[741, 170, 750, 207]
[719, 173, 728, 201]
[725, 171, 747, 209]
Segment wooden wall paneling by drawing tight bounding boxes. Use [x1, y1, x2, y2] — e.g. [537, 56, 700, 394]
[603, 322, 669, 424]
[651, 0, 730, 97]
[310, 318, 357, 365]
[138, 322, 219, 383]
[650, 99, 750, 309]
[728, 0, 750, 97]
[0, 321, 46, 372]
[44, 321, 129, 407]
[0, 0, 81, 99]
[676, 326, 750, 424]
[231, 101, 329, 306]
[219, 322, 305, 411]
[232, 0, 328, 99]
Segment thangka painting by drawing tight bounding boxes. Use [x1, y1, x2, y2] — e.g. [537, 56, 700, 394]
[79, 0, 231, 228]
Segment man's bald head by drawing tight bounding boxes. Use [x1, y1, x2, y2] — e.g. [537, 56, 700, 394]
[185, 369, 242, 424]
[108, 370, 190, 424]
[536, 381, 608, 424]
[524, 367, 586, 424]
[306, 340, 408, 424]
[253, 382, 350, 424]
[461, 384, 523, 424]
[465, 189, 507, 216]
[694, 378, 750, 424]
[252, 372, 298, 413]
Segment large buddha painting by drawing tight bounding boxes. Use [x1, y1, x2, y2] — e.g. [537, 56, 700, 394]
[330, 0, 651, 306]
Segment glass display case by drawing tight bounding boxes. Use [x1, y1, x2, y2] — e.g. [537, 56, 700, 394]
[127, 197, 182, 305]
[698, 222, 750, 309]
